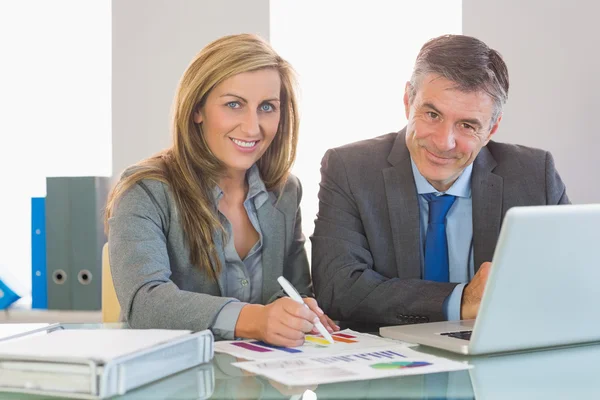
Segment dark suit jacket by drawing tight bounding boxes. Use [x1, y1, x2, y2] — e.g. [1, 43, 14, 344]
[311, 129, 569, 325]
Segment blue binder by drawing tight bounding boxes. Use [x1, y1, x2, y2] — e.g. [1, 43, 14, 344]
[31, 197, 47, 309]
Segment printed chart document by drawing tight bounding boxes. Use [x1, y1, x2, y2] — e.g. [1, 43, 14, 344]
[233, 345, 470, 386]
[215, 329, 409, 361]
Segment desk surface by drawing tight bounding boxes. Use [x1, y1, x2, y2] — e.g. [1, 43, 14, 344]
[0, 323, 599, 399]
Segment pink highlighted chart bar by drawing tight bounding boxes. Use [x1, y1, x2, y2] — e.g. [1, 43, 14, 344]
[332, 333, 356, 339]
[231, 342, 272, 353]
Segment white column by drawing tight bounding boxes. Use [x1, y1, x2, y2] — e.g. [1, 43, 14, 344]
[112, 0, 270, 181]
[270, 0, 463, 256]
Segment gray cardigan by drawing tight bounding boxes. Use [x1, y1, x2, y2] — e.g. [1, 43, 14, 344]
[108, 171, 311, 331]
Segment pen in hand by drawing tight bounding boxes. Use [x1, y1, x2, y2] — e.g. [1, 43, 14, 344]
[277, 276, 335, 344]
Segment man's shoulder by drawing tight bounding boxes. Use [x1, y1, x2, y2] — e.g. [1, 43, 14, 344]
[486, 140, 549, 171]
[326, 131, 399, 167]
[333, 131, 398, 154]
[483, 141, 556, 181]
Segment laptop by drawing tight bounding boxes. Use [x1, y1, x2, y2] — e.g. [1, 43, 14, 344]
[380, 204, 600, 355]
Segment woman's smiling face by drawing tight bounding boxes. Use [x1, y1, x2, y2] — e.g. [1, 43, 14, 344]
[194, 68, 282, 175]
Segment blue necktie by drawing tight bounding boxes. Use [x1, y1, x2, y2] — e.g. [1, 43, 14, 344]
[423, 193, 456, 282]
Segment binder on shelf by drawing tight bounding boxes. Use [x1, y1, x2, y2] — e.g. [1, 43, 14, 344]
[31, 197, 47, 309]
[0, 326, 214, 399]
[45, 176, 110, 310]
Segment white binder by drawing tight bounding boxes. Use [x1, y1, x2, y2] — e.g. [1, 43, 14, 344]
[0, 324, 214, 399]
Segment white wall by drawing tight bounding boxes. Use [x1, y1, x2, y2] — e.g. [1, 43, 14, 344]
[463, 0, 600, 204]
[0, 0, 270, 304]
[112, 0, 270, 180]
[0, 1, 112, 297]
[10, 0, 589, 301]
[270, 1, 462, 254]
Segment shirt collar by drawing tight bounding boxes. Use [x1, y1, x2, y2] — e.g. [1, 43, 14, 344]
[246, 164, 269, 208]
[212, 164, 269, 208]
[410, 158, 472, 198]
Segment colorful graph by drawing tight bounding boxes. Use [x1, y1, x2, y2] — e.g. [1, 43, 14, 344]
[231, 342, 272, 353]
[305, 336, 333, 345]
[331, 333, 356, 339]
[250, 341, 302, 353]
[370, 361, 431, 370]
[230, 332, 359, 353]
[305, 332, 358, 345]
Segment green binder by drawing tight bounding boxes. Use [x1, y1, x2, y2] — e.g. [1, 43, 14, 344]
[45, 177, 109, 310]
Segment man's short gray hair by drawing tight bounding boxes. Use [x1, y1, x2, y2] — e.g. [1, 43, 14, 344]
[409, 35, 509, 126]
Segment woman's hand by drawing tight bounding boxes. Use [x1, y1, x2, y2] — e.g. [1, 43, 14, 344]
[235, 298, 319, 347]
[302, 297, 340, 334]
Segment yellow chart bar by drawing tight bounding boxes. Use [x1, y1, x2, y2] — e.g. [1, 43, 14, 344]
[305, 336, 332, 346]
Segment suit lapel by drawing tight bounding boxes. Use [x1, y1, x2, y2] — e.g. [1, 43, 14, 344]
[384, 130, 421, 279]
[257, 192, 285, 303]
[472, 146, 503, 272]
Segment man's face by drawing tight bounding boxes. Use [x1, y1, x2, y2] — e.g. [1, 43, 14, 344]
[404, 74, 501, 192]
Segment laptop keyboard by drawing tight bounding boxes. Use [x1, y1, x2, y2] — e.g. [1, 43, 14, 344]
[440, 330, 472, 340]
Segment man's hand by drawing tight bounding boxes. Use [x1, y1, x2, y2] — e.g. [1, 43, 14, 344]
[461, 261, 491, 319]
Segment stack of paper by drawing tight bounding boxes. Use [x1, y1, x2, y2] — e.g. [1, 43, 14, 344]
[215, 329, 470, 386]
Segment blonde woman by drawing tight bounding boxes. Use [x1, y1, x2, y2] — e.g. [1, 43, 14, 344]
[105, 34, 338, 346]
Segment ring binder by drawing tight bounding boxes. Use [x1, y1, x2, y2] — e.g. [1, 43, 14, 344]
[0, 325, 214, 399]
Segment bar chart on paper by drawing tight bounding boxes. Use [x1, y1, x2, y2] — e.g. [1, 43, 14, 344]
[232, 345, 470, 386]
[215, 329, 406, 361]
[370, 361, 432, 369]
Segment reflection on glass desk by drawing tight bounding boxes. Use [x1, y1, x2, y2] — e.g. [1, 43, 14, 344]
[0, 323, 599, 399]
[211, 342, 600, 400]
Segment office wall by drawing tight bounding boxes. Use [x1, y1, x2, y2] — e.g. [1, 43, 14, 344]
[112, 0, 270, 181]
[0, 1, 112, 299]
[270, 1, 462, 250]
[0, 0, 269, 306]
[463, 0, 600, 204]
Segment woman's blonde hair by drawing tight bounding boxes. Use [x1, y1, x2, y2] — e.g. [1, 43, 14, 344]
[104, 34, 299, 280]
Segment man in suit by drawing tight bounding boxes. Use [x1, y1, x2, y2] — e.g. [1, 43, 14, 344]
[311, 34, 569, 326]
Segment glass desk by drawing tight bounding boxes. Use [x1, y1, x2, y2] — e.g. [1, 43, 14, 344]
[0, 323, 599, 399]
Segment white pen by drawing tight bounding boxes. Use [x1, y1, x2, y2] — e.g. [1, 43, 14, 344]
[277, 276, 335, 344]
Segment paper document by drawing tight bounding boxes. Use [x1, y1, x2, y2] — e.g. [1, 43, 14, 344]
[215, 329, 409, 361]
[0, 329, 191, 362]
[233, 345, 470, 386]
[0, 323, 57, 342]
